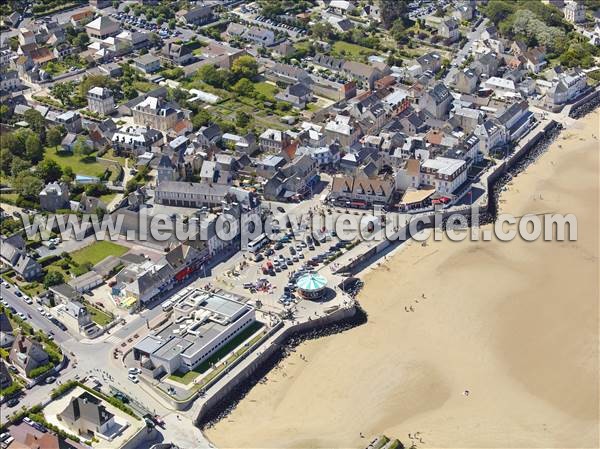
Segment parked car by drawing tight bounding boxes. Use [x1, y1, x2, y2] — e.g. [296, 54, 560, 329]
[45, 376, 56, 384]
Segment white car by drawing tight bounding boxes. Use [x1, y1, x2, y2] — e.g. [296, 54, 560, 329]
[25, 298, 33, 305]
[128, 374, 139, 383]
[38, 307, 44, 313]
[128, 367, 141, 375]
[17, 312, 27, 320]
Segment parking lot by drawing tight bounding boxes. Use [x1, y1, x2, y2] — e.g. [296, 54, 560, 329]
[233, 4, 309, 41]
[215, 216, 361, 321]
[109, 11, 183, 40]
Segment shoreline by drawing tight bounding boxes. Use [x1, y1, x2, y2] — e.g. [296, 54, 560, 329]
[196, 306, 368, 430]
[203, 110, 599, 448]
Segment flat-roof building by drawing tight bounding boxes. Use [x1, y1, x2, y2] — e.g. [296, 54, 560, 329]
[133, 289, 256, 377]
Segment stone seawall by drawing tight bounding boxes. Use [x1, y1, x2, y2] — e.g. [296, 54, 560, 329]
[486, 120, 562, 219]
[569, 87, 600, 119]
[194, 305, 365, 429]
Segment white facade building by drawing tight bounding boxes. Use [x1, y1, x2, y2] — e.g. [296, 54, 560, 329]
[87, 86, 115, 115]
[564, 1, 586, 23]
[420, 157, 468, 195]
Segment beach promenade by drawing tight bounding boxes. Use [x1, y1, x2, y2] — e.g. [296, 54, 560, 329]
[205, 111, 599, 448]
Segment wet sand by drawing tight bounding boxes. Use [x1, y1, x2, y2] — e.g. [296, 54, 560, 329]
[206, 111, 599, 448]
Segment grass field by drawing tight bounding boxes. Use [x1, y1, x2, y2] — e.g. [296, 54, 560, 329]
[71, 241, 129, 266]
[99, 193, 117, 204]
[0, 193, 18, 204]
[169, 322, 265, 384]
[254, 82, 279, 100]
[44, 147, 122, 181]
[86, 304, 113, 326]
[330, 41, 374, 61]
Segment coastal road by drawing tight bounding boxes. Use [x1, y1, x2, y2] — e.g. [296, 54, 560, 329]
[444, 17, 488, 86]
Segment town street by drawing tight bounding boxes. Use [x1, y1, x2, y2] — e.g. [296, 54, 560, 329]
[444, 17, 488, 85]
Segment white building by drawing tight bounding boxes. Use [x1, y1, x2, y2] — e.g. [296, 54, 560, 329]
[483, 77, 520, 98]
[564, 1, 586, 23]
[546, 72, 588, 110]
[225, 23, 275, 46]
[0, 70, 19, 92]
[85, 16, 120, 40]
[420, 157, 467, 195]
[132, 290, 257, 376]
[132, 96, 182, 132]
[87, 86, 115, 115]
[474, 119, 507, 154]
[324, 114, 361, 148]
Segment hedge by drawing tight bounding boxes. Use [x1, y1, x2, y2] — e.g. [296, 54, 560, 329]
[28, 412, 80, 443]
[78, 383, 140, 420]
[38, 254, 61, 267]
[50, 380, 78, 399]
[0, 383, 22, 398]
[0, 404, 43, 433]
[28, 362, 55, 379]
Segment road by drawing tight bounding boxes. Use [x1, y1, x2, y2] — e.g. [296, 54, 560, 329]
[1, 281, 209, 447]
[443, 17, 488, 86]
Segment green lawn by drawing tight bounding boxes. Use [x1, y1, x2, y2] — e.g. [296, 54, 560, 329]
[331, 41, 374, 61]
[294, 40, 311, 53]
[254, 82, 279, 100]
[85, 304, 113, 326]
[132, 81, 158, 93]
[45, 147, 122, 182]
[169, 322, 265, 384]
[101, 149, 129, 166]
[71, 241, 129, 266]
[44, 147, 106, 178]
[0, 192, 18, 204]
[99, 193, 117, 204]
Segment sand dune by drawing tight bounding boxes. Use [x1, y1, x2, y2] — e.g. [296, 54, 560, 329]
[206, 111, 599, 449]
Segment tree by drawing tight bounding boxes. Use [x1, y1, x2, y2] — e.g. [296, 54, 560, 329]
[78, 75, 118, 98]
[73, 32, 90, 50]
[37, 159, 63, 183]
[236, 111, 251, 129]
[0, 104, 11, 122]
[168, 18, 176, 30]
[197, 64, 227, 88]
[25, 134, 44, 163]
[191, 109, 211, 129]
[43, 271, 64, 288]
[231, 56, 259, 80]
[51, 82, 74, 106]
[23, 109, 46, 143]
[390, 19, 408, 44]
[13, 174, 44, 201]
[0, 148, 11, 174]
[46, 126, 65, 147]
[10, 157, 31, 177]
[62, 166, 75, 182]
[232, 78, 255, 96]
[73, 137, 93, 157]
[379, 0, 409, 29]
[482, 0, 516, 24]
[311, 22, 332, 41]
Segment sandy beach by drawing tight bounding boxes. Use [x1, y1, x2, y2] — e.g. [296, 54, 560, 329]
[206, 111, 599, 449]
